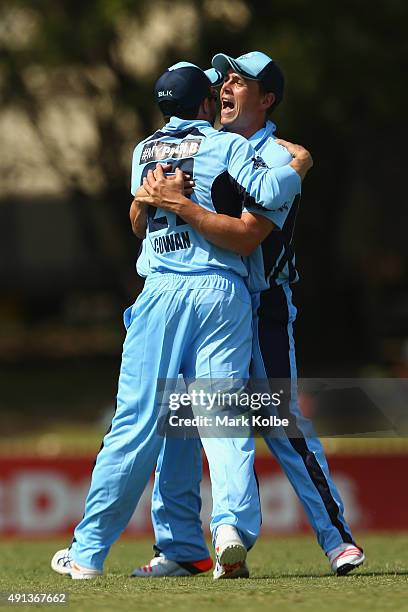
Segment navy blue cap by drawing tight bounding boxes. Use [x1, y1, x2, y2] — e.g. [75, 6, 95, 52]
[155, 62, 222, 112]
[212, 51, 284, 105]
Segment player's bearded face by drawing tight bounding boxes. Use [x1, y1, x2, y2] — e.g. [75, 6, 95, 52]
[220, 70, 265, 132]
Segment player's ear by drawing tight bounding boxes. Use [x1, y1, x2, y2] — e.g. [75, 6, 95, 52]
[201, 96, 210, 114]
[261, 92, 275, 112]
[197, 96, 210, 121]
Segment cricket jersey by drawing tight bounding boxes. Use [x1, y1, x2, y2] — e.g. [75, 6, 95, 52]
[242, 120, 300, 293]
[131, 117, 300, 278]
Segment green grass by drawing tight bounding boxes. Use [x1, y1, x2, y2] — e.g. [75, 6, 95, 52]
[1, 535, 408, 611]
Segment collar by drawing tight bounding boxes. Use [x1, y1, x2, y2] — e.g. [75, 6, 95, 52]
[248, 120, 277, 151]
[162, 116, 212, 132]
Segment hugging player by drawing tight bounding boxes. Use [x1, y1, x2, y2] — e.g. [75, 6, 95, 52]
[132, 52, 364, 579]
[51, 59, 308, 579]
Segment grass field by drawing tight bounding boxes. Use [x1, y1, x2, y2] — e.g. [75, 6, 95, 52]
[1, 535, 408, 612]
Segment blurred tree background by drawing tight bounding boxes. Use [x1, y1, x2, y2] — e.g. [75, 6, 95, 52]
[0, 0, 407, 433]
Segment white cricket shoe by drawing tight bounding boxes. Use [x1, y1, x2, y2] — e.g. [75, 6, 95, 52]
[51, 548, 103, 580]
[131, 554, 213, 577]
[328, 543, 365, 575]
[213, 525, 249, 580]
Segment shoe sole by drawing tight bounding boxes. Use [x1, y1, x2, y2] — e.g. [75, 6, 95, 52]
[70, 562, 102, 580]
[71, 572, 102, 580]
[336, 555, 365, 576]
[219, 543, 247, 567]
[216, 564, 250, 579]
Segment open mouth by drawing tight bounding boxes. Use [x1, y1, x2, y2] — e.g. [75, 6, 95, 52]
[221, 98, 235, 112]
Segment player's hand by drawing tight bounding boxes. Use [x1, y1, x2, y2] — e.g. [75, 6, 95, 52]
[153, 163, 195, 195]
[134, 184, 149, 198]
[275, 138, 313, 181]
[145, 163, 184, 197]
[136, 164, 192, 211]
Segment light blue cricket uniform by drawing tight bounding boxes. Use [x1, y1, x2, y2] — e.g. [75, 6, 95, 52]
[70, 117, 300, 570]
[150, 121, 356, 564]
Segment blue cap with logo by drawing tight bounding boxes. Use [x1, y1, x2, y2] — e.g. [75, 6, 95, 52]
[212, 51, 284, 106]
[154, 62, 223, 112]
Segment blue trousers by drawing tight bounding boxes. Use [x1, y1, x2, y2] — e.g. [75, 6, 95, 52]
[150, 283, 355, 562]
[71, 271, 261, 570]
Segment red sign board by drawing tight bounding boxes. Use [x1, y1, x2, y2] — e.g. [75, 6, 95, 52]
[0, 455, 407, 536]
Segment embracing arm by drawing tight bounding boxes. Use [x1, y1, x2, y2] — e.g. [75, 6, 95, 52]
[195, 209, 274, 257]
[129, 190, 148, 239]
[137, 165, 274, 256]
[158, 195, 273, 256]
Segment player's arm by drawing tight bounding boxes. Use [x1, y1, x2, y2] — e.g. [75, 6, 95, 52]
[193, 210, 274, 256]
[129, 143, 149, 239]
[137, 165, 273, 256]
[129, 190, 148, 238]
[227, 136, 311, 225]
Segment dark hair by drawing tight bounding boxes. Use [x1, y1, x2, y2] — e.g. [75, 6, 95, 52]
[258, 81, 280, 114]
[161, 105, 200, 121]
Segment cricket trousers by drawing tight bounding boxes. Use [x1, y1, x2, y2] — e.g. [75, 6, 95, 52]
[150, 282, 355, 562]
[70, 270, 261, 571]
